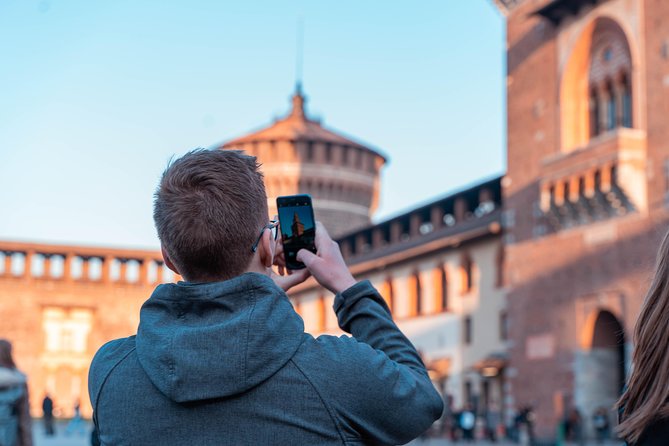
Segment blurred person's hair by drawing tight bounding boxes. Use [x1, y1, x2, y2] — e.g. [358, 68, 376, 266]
[153, 149, 267, 282]
[617, 228, 669, 442]
[0, 339, 17, 369]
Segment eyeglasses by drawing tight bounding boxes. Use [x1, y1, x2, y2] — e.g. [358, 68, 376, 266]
[251, 220, 279, 253]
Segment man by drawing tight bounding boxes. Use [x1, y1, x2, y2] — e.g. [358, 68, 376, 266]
[41, 393, 54, 436]
[89, 149, 443, 445]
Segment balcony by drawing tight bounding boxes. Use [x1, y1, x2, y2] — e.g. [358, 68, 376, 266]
[539, 128, 647, 231]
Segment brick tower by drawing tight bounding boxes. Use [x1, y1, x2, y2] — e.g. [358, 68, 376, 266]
[220, 84, 386, 237]
[495, 0, 669, 438]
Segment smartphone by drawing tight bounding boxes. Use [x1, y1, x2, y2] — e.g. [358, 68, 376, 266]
[276, 194, 317, 270]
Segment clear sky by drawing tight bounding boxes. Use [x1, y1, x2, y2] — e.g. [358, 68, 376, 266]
[0, 0, 506, 250]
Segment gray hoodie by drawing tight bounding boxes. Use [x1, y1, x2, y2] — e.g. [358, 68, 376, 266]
[89, 273, 443, 445]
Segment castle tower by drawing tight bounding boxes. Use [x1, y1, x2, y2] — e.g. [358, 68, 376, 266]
[220, 85, 386, 237]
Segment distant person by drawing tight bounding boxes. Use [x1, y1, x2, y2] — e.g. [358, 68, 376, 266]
[485, 402, 501, 441]
[592, 407, 610, 443]
[567, 408, 584, 446]
[65, 400, 85, 436]
[459, 404, 476, 442]
[0, 339, 32, 446]
[618, 230, 669, 445]
[88, 149, 443, 445]
[42, 393, 55, 436]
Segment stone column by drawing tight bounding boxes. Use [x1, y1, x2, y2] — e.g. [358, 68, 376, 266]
[23, 250, 34, 280]
[102, 256, 113, 284]
[118, 259, 127, 283]
[601, 164, 613, 193]
[554, 180, 565, 206]
[355, 234, 366, 253]
[155, 261, 165, 284]
[540, 183, 551, 212]
[3, 253, 12, 277]
[390, 222, 401, 244]
[43, 254, 51, 279]
[569, 176, 580, 202]
[62, 254, 72, 282]
[140, 258, 152, 286]
[81, 257, 90, 281]
[584, 170, 596, 198]
[410, 214, 421, 237]
[454, 198, 467, 222]
[431, 206, 444, 230]
[372, 228, 383, 249]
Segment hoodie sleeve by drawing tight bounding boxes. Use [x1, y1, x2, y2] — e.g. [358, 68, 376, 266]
[296, 281, 443, 445]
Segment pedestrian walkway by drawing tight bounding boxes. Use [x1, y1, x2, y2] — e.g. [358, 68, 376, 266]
[408, 440, 624, 446]
[33, 420, 92, 446]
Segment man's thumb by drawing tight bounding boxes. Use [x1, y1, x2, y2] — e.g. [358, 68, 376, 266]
[296, 249, 317, 267]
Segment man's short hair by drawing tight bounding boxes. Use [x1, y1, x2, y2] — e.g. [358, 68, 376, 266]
[153, 149, 268, 282]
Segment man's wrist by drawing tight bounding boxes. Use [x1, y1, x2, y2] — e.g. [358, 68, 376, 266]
[332, 275, 357, 294]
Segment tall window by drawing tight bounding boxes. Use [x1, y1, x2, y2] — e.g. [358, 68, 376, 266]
[500, 312, 509, 341]
[305, 142, 314, 162]
[605, 81, 616, 131]
[496, 246, 504, 288]
[324, 143, 332, 163]
[410, 271, 422, 316]
[621, 72, 632, 128]
[464, 316, 472, 345]
[461, 254, 474, 294]
[432, 266, 448, 313]
[589, 88, 600, 137]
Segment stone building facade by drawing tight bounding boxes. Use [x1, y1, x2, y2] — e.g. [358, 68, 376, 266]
[495, 0, 669, 438]
[220, 85, 386, 238]
[289, 177, 509, 424]
[0, 241, 177, 418]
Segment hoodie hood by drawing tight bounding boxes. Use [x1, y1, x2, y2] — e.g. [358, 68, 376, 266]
[136, 272, 305, 403]
[0, 367, 25, 388]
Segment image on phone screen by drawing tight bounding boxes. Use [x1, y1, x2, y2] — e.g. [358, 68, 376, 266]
[277, 195, 316, 270]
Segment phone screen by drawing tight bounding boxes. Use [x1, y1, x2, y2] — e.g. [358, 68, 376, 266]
[277, 195, 316, 270]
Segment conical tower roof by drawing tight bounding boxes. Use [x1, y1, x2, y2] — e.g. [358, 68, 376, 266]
[222, 85, 386, 161]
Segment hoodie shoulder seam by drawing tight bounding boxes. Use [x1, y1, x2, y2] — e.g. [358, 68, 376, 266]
[289, 357, 347, 445]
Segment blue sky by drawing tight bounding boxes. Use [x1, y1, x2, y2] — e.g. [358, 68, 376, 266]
[0, 0, 506, 249]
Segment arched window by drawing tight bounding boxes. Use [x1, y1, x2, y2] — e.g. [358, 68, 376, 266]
[561, 17, 633, 150]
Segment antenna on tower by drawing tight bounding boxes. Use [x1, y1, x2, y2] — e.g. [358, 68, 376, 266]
[295, 16, 304, 95]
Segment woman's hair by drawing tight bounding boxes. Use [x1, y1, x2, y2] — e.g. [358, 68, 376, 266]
[0, 339, 16, 369]
[617, 229, 669, 443]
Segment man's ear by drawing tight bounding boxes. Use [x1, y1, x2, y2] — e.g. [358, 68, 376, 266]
[257, 228, 274, 269]
[161, 246, 180, 275]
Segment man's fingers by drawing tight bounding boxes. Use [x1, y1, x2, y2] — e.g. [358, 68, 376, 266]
[313, 221, 332, 250]
[296, 249, 318, 267]
[272, 268, 310, 291]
